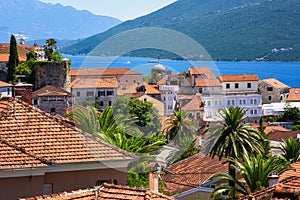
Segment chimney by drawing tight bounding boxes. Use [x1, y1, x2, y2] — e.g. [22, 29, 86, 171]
[14, 82, 33, 105]
[268, 172, 279, 187]
[148, 162, 159, 193]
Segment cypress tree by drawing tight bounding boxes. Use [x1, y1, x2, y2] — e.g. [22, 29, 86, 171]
[7, 34, 19, 83]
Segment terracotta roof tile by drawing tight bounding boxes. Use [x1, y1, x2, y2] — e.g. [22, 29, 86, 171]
[0, 53, 26, 62]
[22, 183, 174, 200]
[0, 81, 13, 87]
[145, 84, 160, 95]
[259, 78, 290, 89]
[268, 130, 300, 142]
[117, 83, 139, 95]
[188, 68, 216, 79]
[279, 162, 300, 181]
[71, 77, 118, 89]
[70, 68, 141, 76]
[286, 88, 300, 102]
[219, 74, 259, 82]
[240, 177, 300, 200]
[32, 85, 72, 98]
[161, 153, 227, 193]
[181, 95, 204, 111]
[0, 97, 135, 169]
[195, 78, 221, 87]
[252, 124, 289, 134]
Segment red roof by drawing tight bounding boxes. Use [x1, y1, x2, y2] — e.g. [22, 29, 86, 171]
[22, 183, 174, 200]
[0, 97, 134, 169]
[32, 85, 72, 98]
[195, 78, 221, 87]
[188, 67, 216, 79]
[286, 88, 300, 102]
[161, 153, 227, 193]
[268, 130, 300, 142]
[181, 95, 204, 111]
[0, 81, 13, 87]
[259, 78, 290, 89]
[0, 53, 26, 62]
[219, 74, 259, 82]
[71, 77, 118, 89]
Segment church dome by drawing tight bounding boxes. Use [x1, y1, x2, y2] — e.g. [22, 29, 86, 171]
[152, 63, 167, 72]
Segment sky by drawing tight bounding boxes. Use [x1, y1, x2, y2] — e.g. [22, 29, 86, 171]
[38, 0, 177, 21]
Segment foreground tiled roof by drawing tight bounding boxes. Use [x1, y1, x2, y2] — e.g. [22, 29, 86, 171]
[252, 124, 289, 134]
[32, 85, 72, 98]
[240, 177, 300, 200]
[70, 68, 142, 76]
[268, 130, 300, 142]
[286, 88, 300, 102]
[279, 162, 300, 181]
[219, 74, 259, 82]
[71, 77, 118, 89]
[259, 78, 290, 89]
[0, 81, 13, 87]
[21, 183, 174, 200]
[0, 97, 134, 169]
[161, 153, 227, 193]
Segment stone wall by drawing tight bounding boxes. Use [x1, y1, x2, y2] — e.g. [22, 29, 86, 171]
[35, 61, 70, 92]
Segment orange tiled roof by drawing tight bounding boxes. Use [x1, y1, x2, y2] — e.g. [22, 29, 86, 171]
[181, 95, 204, 111]
[0, 97, 134, 169]
[188, 67, 215, 78]
[0, 44, 10, 51]
[22, 183, 174, 200]
[195, 78, 221, 87]
[117, 83, 139, 95]
[161, 153, 227, 193]
[279, 162, 300, 181]
[259, 78, 290, 89]
[157, 74, 179, 85]
[219, 74, 259, 82]
[0, 81, 13, 87]
[71, 77, 118, 89]
[252, 124, 289, 134]
[240, 177, 300, 200]
[70, 68, 142, 76]
[267, 130, 300, 142]
[145, 84, 160, 95]
[0, 53, 26, 62]
[286, 88, 300, 102]
[32, 85, 72, 98]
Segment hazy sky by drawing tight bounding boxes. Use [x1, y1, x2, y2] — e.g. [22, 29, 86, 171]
[39, 0, 177, 21]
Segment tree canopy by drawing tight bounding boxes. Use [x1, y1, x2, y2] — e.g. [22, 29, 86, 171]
[7, 34, 19, 83]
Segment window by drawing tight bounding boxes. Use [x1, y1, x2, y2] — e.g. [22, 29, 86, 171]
[33, 99, 38, 105]
[231, 100, 235, 105]
[219, 100, 223, 106]
[235, 83, 239, 88]
[99, 101, 104, 106]
[109, 101, 112, 106]
[50, 108, 56, 113]
[267, 87, 273, 91]
[98, 91, 105, 97]
[214, 100, 218, 106]
[86, 91, 94, 97]
[76, 91, 80, 97]
[226, 83, 230, 89]
[207, 101, 211, 106]
[240, 99, 246, 105]
[206, 111, 212, 118]
[7, 88, 10, 95]
[268, 96, 272, 101]
[227, 100, 231, 106]
[247, 83, 251, 88]
[254, 109, 258, 115]
[43, 183, 53, 195]
[107, 91, 114, 96]
[243, 99, 246, 104]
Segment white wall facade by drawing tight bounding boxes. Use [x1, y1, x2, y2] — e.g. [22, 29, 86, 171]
[159, 85, 179, 116]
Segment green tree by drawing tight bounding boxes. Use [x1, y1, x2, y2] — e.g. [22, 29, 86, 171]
[7, 35, 19, 83]
[278, 104, 300, 122]
[204, 107, 264, 195]
[211, 154, 289, 199]
[279, 138, 300, 163]
[15, 59, 36, 84]
[164, 108, 196, 143]
[44, 38, 57, 61]
[292, 124, 300, 130]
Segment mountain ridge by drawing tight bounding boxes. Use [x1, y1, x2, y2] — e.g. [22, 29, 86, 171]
[0, 0, 121, 43]
[61, 0, 300, 61]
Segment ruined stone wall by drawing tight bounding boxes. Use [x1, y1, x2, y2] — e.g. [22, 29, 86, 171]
[35, 61, 70, 92]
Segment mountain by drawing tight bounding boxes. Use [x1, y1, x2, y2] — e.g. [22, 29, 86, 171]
[0, 0, 121, 43]
[61, 0, 300, 61]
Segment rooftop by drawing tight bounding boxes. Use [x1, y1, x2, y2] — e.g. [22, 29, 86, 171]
[181, 95, 204, 111]
[286, 88, 300, 102]
[268, 130, 300, 142]
[71, 77, 118, 89]
[32, 85, 72, 98]
[70, 68, 142, 76]
[259, 78, 290, 89]
[21, 183, 174, 200]
[218, 74, 259, 82]
[0, 53, 26, 62]
[195, 78, 221, 87]
[0, 97, 134, 170]
[0, 80, 13, 87]
[188, 67, 216, 79]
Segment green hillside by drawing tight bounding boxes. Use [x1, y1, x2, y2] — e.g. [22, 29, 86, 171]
[61, 0, 300, 61]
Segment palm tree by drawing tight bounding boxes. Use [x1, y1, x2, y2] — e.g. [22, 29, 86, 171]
[164, 108, 196, 143]
[44, 38, 57, 61]
[279, 138, 300, 163]
[204, 107, 264, 193]
[211, 154, 289, 199]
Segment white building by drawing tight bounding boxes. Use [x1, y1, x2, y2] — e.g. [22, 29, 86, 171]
[159, 85, 179, 116]
[0, 81, 13, 97]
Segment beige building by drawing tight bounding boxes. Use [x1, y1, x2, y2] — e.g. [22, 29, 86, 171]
[258, 78, 290, 104]
[0, 97, 135, 200]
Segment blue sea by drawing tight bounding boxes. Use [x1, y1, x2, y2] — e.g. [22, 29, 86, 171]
[65, 55, 300, 88]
